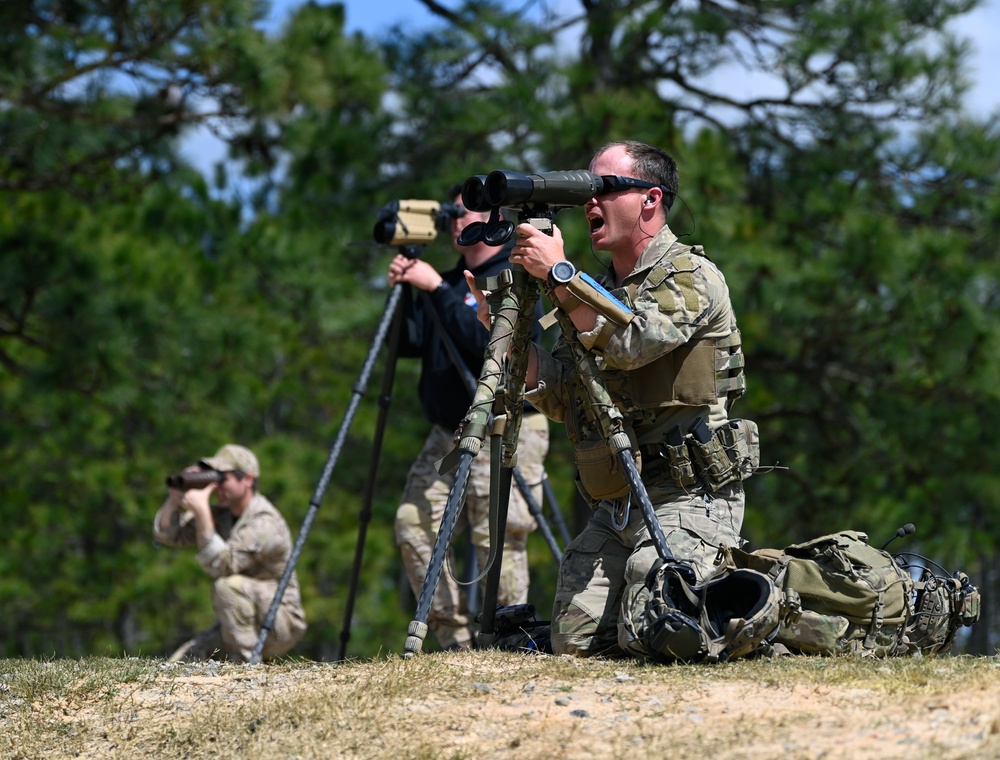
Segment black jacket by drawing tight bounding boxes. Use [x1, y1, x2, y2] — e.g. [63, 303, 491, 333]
[398, 247, 543, 430]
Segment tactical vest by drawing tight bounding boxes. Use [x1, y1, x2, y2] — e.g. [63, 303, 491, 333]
[565, 243, 751, 501]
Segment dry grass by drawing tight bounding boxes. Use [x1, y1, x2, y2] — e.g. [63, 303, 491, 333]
[3, 652, 1000, 759]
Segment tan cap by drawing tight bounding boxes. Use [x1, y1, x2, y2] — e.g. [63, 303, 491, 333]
[199, 444, 260, 477]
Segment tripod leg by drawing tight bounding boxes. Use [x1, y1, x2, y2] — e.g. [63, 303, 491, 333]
[477, 462, 514, 647]
[402, 266, 526, 658]
[249, 284, 405, 665]
[542, 473, 573, 546]
[336, 293, 406, 662]
[403, 448, 477, 657]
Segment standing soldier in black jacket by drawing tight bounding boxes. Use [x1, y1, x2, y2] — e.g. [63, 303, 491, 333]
[387, 185, 550, 651]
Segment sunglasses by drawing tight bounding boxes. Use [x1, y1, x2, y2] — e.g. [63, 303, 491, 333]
[598, 175, 675, 197]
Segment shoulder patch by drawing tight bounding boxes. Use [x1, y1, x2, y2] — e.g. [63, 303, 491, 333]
[670, 255, 700, 311]
[650, 283, 675, 313]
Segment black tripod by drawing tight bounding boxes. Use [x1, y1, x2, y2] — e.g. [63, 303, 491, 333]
[248, 244, 567, 664]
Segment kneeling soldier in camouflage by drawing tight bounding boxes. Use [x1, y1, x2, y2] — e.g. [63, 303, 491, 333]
[468, 141, 759, 659]
[154, 444, 307, 662]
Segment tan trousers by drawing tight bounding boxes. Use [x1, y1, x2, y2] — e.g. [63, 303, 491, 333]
[212, 575, 307, 662]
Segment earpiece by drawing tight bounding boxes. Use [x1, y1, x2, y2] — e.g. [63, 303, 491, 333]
[644, 196, 654, 205]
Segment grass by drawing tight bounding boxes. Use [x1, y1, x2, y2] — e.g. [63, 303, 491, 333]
[2, 652, 999, 759]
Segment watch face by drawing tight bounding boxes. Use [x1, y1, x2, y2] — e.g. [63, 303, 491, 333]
[552, 260, 576, 283]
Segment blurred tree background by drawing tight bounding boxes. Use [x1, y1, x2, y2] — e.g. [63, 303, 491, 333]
[2, 0, 998, 659]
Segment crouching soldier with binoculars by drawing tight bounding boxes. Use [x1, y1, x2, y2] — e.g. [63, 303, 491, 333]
[154, 444, 307, 662]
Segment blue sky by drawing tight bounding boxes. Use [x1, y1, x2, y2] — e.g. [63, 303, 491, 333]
[265, 0, 438, 37]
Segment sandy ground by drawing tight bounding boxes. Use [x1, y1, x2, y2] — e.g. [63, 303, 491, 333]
[30, 654, 1000, 760]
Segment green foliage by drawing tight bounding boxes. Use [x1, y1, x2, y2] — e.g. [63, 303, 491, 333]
[724, 116, 1000, 561]
[0, 0, 274, 196]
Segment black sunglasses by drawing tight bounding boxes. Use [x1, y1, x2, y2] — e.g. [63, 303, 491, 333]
[598, 175, 671, 196]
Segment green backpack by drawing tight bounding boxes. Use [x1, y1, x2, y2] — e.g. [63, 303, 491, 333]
[729, 530, 915, 657]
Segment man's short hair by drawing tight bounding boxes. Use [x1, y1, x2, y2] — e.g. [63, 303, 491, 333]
[595, 140, 679, 211]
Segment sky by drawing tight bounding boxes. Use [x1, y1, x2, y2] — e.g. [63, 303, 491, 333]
[182, 0, 1000, 171]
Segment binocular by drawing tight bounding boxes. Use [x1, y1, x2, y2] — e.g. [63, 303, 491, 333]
[165, 470, 224, 490]
[458, 169, 603, 246]
[372, 199, 465, 246]
[462, 169, 603, 212]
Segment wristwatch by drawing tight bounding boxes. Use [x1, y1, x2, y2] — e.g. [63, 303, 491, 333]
[547, 260, 577, 290]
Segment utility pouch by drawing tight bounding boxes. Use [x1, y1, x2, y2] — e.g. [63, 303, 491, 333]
[687, 423, 738, 492]
[688, 419, 760, 492]
[575, 428, 641, 501]
[719, 419, 760, 481]
[664, 441, 698, 488]
[956, 573, 982, 627]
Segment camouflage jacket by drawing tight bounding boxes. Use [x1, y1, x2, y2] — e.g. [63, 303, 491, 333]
[153, 493, 304, 612]
[525, 225, 742, 448]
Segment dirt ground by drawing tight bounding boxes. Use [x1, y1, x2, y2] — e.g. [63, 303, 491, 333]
[32, 653, 1000, 760]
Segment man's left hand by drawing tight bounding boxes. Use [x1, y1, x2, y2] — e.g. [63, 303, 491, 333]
[464, 270, 491, 330]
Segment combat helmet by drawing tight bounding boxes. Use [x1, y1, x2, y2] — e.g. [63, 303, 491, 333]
[640, 559, 780, 663]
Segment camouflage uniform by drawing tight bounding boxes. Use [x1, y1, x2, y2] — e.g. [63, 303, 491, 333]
[526, 225, 750, 659]
[154, 493, 307, 661]
[395, 413, 549, 650]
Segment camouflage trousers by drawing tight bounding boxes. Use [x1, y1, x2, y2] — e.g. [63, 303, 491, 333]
[551, 480, 744, 659]
[212, 575, 308, 662]
[395, 415, 549, 650]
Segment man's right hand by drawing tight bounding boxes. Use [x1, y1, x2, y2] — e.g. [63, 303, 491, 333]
[181, 483, 214, 517]
[387, 254, 443, 292]
[510, 222, 566, 281]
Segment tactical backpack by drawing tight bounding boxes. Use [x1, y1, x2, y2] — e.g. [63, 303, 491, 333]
[631, 559, 782, 664]
[729, 530, 981, 657]
[727, 531, 915, 657]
